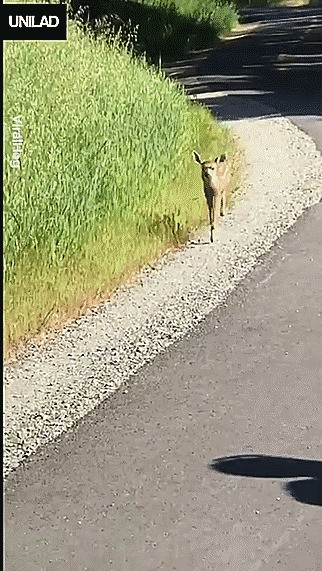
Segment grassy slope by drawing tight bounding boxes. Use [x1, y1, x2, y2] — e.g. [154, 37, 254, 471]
[4, 12, 241, 356]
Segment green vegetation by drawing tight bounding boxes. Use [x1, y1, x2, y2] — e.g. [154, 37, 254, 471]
[69, 0, 238, 60]
[146, 0, 238, 32]
[4, 7, 240, 355]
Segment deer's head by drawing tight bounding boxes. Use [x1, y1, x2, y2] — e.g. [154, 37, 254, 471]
[193, 151, 227, 185]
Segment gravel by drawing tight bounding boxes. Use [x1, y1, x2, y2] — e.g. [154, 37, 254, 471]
[4, 103, 322, 478]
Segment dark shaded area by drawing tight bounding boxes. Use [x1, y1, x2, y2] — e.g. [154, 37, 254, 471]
[285, 478, 322, 506]
[68, 0, 235, 60]
[165, 6, 322, 137]
[211, 454, 322, 478]
[210, 454, 322, 506]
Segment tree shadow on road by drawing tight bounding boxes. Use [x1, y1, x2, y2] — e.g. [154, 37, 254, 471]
[209, 454, 322, 506]
[164, 5, 322, 127]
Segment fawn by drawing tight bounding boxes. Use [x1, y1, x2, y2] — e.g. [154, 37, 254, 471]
[193, 151, 230, 243]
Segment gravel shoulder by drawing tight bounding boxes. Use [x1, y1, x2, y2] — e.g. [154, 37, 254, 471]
[4, 101, 322, 478]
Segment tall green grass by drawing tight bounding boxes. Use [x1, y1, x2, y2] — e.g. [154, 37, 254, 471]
[4, 23, 239, 355]
[142, 0, 238, 34]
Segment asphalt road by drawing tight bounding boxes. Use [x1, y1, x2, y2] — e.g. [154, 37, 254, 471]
[5, 7, 322, 571]
[167, 5, 322, 150]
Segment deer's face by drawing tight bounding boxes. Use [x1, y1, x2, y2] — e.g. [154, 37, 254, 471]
[201, 161, 217, 182]
[193, 151, 228, 187]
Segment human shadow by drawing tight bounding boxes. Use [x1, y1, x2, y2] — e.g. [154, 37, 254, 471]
[209, 454, 322, 506]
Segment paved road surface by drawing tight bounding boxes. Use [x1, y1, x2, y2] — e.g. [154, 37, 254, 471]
[167, 5, 322, 150]
[5, 7, 322, 571]
[5, 204, 322, 570]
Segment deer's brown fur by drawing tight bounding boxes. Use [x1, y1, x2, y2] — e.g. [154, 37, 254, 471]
[193, 151, 230, 243]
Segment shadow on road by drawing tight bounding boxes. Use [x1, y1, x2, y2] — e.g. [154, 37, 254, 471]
[209, 454, 322, 506]
[164, 6, 322, 128]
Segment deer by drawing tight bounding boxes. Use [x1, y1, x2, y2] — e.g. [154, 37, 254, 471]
[193, 151, 230, 243]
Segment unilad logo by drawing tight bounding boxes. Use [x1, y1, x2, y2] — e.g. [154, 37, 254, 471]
[2, 3, 67, 41]
[9, 15, 60, 28]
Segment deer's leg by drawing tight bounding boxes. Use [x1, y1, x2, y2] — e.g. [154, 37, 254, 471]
[214, 190, 221, 227]
[220, 187, 226, 217]
[208, 201, 214, 243]
[205, 189, 214, 243]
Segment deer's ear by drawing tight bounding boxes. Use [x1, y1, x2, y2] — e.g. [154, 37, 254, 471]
[219, 154, 227, 162]
[192, 151, 202, 164]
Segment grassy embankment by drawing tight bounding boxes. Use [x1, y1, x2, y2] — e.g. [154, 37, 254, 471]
[4, 3, 241, 357]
